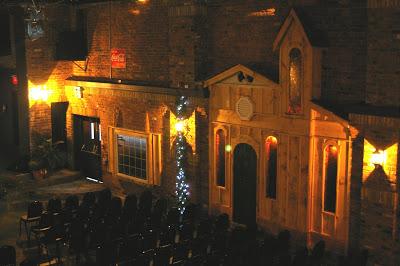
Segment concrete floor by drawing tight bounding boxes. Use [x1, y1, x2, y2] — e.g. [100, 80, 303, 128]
[0, 170, 107, 264]
[0, 169, 175, 265]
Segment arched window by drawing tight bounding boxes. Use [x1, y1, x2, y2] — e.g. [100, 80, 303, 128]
[324, 145, 338, 213]
[215, 129, 226, 187]
[288, 48, 302, 114]
[265, 136, 278, 198]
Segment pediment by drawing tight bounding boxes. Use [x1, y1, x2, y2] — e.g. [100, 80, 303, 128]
[273, 8, 327, 51]
[203, 64, 278, 88]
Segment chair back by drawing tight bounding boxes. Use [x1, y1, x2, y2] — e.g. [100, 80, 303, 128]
[27, 201, 43, 219]
[167, 207, 180, 226]
[124, 194, 137, 211]
[183, 203, 197, 222]
[98, 188, 112, 205]
[215, 213, 230, 233]
[82, 192, 96, 207]
[47, 198, 62, 214]
[0, 245, 16, 265]
[310, 240, 325, 265]
[139, 190, 153, 216]
[65, 195, 79, 210]
[122, 194, 137, 222]
[153, 197, 167, 215]
[108, 197, 122, 217]
[39, 212, 54, 228]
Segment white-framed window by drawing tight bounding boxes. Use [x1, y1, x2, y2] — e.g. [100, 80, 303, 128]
[117, 134, 147, 180]
[109, 127, 161, 185]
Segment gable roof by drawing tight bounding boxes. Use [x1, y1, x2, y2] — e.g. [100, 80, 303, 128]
[203, 64, 278, 88]
[273, 8, 328, 51]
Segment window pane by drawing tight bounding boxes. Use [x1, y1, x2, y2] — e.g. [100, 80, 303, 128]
[265, 137, 278, 199]
[288, 48, 302, 114]
[117, 134, 147, 180]
[324, 145, 338, 213]
[216, 129, 226, 186]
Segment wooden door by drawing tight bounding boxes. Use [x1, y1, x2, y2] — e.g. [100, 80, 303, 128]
[233, 143, 257, 229]
[73, 115, 102, 181]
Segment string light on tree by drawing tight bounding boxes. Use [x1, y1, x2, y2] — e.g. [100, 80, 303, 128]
[175, 95, 190, 214]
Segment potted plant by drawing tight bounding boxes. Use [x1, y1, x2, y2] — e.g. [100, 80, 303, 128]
[29, 132, 66, 180]
[28, 159, 47, 180]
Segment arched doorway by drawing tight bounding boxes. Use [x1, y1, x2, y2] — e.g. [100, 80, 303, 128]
[233, 143, 257, 228]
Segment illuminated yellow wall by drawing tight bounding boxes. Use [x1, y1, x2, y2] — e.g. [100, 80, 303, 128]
[363, 139, 398, 183]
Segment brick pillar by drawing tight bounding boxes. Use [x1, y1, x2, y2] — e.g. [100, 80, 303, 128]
[348, 133, 364, 253]
[168, 1, 207, 89]
[12, 7, 30, 157]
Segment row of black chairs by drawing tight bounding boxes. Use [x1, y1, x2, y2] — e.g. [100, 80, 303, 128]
[15, 189, 368, 266]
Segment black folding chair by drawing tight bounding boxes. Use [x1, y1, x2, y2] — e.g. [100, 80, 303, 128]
[19, 201, 43, 242]
[0, 245, 16, 266]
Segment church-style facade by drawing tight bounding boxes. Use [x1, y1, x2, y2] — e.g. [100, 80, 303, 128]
[206, 10, 358, 251]
[206, 10, 399, 264]
[0, 1, 399, 265]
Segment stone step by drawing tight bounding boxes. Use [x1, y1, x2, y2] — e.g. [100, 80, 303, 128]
[34, 180, 106, 199]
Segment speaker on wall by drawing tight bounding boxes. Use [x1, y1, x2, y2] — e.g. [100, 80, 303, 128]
[55, 30, 87, 60]
[0, 10, 12, 56]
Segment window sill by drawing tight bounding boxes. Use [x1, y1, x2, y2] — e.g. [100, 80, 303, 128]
[117, 173, 151, 186]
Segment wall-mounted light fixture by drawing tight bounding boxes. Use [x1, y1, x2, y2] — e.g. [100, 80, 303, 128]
[29, 85, 51, 102]
[225, 144, 232, 152]
[370, 149, 386, 167]
[74, 86, 84, 98]
[170, 110, 196, 153]
[175, 120, 184, 132]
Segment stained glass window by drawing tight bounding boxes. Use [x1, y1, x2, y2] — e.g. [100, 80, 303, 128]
[288, 48, 303, 114]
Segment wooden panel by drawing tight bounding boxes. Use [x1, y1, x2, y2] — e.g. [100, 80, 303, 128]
[278, 134, 289, 225]
[215, 85, 231, 110]
[297, 136, 309, 231]
[252, 87, 263, 114]
[240, 86, 252, 97]
[262, 88, 275, 115]
[313, 120, 348, 139]
[287, 136, 300, 229]
[334, 140, 347, 240]
[312, 137, 323, 233]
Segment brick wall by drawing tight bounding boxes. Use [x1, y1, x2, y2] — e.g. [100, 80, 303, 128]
[207, 0, 287, 78]
[65, 84, 209, 204]
[82, 1, 170, 84]
[349, 114, 400, 265]
[366, 7, 400, 106]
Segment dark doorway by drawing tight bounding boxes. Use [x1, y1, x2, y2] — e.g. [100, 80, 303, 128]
[51, 102, 68, 152]
[73, 115, 102, 182]
[233, 143, 257, 229]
